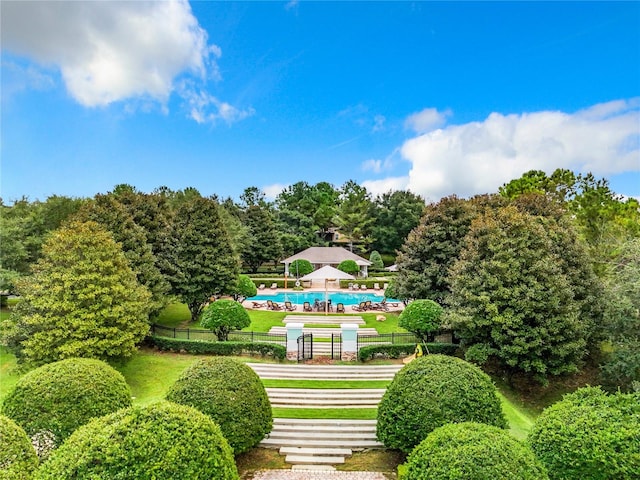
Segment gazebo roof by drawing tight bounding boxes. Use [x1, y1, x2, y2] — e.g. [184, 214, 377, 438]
[281, 246, 371, 266]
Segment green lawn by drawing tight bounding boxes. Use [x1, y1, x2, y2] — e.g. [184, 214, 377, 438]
[0, 346, 20, 405]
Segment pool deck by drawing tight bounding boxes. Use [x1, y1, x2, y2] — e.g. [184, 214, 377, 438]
[242, 287, 404, 313]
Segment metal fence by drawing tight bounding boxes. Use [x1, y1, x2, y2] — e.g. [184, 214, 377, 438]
[150, 324, 286, 345]
[356, 330, 456, 350]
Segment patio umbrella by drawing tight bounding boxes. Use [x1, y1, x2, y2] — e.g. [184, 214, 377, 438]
[300, 265, 356, 315]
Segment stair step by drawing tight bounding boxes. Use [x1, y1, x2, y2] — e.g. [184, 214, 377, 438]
[271, 425, 376, 433]
[279, 447, 352, 456]
[285, 455, 346, 465]
[267, 431, 376, 440]
[291, 465, 337, 472]
[260, 438, 384, 448]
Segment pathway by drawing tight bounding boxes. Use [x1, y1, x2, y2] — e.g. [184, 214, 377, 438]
[248, 363, 402, 472]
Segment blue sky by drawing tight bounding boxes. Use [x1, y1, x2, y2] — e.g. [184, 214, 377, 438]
[2, 1, 639, 204]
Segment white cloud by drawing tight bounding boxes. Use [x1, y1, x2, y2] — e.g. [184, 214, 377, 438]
[405, 107, 451, 133]
[362, 177, 410, 197]
[1, 0, 250, 124]
[361, 148, 400, 173]
[263, 183, 288, 200]
[372, 114, 386, 132]
[179, 82, 255, 124]
[398, 99, 640, 202]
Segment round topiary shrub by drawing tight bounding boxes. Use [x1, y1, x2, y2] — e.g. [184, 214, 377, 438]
[165, 357, 272, 454]
[527, 386, 640, 480]
[402, 422, 547, 480]
[1, 358, 131, 448]
[0, 415, 39, 479]
[377, 354, 507, 453]
[398, 299, 444, 343]
[289, 259, 313, 278]
[200, 299, 251, 341]
[34, 401, 239, 480]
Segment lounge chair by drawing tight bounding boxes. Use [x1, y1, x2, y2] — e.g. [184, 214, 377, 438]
[336, 303, 346, 313]
[352, 301, 367, 312]
[270, 283, 278, 290]
[383, 283, 389, 291]
[251, 301, 267, 308]
[303, 301, 313, 312]
[364, 300, 373, 310]
[360, 284, 367, 290]
[258, 284, 266, 290]
[374, 283, 380, 290]
[266, 299, 283, 311]
[284, 301, 297, 311]
[371, 299, 389, 311]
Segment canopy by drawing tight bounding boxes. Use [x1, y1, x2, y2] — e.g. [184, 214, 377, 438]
[300, 266, 355, 314]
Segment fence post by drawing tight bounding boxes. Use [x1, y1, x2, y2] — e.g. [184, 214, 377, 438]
[173, 327, 176, 338]
[341, 324, 359, 362]
[286, 323, 304, 361]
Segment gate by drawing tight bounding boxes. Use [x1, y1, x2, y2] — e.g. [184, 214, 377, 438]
[297, 333, 313, 362]
[331, 333, 342, 360]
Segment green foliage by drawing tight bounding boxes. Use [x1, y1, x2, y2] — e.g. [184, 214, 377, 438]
[231, 274, 257, 302]
[1, 220, 151, 366]
[337, 259, 359, 275]
[527, 386, 640, 480]
[448, 205, 596, 384]
[377, 355, 507, 453]
[403, 422, 548, 480]
[289, 259, 313, 277]
[368, 250, 384, 271]
[1, 358, 132, 448]
[240, 200, 283, 273]
[162, 197, 240, 322]
[0, 415, 39, 479]
[334, 180, 375, 251]
[200, 299, 251, 341]
[398, 300, 444, 343]
[74, 194, 169, 317]
[166, 358, 272, 454]
[150, 336, 286, 359]
[34, 401, 239, 480]
[370, 190, 426, 255]
[358, 343, 458, 362]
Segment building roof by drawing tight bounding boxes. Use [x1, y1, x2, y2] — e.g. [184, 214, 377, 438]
[281, 246, 372, 266]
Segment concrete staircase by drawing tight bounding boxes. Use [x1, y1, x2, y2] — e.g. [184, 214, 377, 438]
[249, 363, 402, 470]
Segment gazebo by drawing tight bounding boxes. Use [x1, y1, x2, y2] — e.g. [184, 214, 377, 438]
[281, 246, 371, 278]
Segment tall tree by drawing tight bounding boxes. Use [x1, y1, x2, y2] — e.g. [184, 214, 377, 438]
[241, 204, 282, 272]
[74, 195, 169, 318]
[371, 190, 425, 255]
[448, 205, 594, 384]
[162, 197, 239, 321]
[1, 221, 151, 366]
[333, 180, 375, 253]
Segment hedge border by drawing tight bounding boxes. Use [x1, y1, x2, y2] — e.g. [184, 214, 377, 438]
[358, 343, 458, 362]
[150, 336, 286, 359]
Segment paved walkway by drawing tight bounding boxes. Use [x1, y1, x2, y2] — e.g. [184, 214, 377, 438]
[249, 470, 390, 480]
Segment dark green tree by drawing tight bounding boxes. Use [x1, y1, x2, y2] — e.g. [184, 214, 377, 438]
[398, 299, 444, 343]
[289, 259, 313, 278]
[241, 204, 282, 272]
[371, 190, 425, 255]
[200, 299, 251, 341]
[334, 180, 375, 253]
[448, 205, 592, 384]
[161, 197, 239, 322]
[1, 221, 151, 366]
[230, 274, 258, 303]
[368, 250, 384, 271]
[337, 259, 359, 275]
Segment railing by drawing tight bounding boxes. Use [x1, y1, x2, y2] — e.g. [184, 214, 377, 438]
[150, 324, 286, 345]
[356, 330, 456, 350]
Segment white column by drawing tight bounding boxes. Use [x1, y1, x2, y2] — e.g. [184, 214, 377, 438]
[286, 322, 304, 361]
[341, 323, 359, 361]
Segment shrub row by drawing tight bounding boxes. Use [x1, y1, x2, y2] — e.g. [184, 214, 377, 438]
[150, 336, 286, 359]
[358, 343, 458, 362]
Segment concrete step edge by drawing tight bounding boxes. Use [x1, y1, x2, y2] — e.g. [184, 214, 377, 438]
[280, 447, 352, 456]
[285, 455, 346, 465]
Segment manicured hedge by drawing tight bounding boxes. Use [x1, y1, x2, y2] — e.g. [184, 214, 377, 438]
[34, 402, 239, 480]
[528, 386, 640, 480]
[1, 358, 131, 448]
[0, 415, 39, 479]
[377, 355, 507, 453]
[402, 422, 548, 480]
[150, 336, 286, 359]
[358, 343, 458, 362]
[166, 358, 272, 454]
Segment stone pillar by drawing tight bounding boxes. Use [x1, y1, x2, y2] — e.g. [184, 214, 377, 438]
[341, 323, 359, 361]
[286, 323, 304, 361]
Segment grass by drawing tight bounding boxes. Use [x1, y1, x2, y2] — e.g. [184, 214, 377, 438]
[271, 407, 378, 420]
[155, 302, 191, 327]
[498, 392, 535, 440]
[0, 346, 20, 406]
[262, 379, 391, 389]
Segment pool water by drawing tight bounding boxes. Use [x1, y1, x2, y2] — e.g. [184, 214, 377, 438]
[251, 291, 398, 306]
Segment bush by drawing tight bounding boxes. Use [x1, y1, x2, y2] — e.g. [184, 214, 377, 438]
[377, 355, 507, 453]
[165, 357, 272, 454]
[358, 343, 458, 362]
[337, 260, 359, 275]
[398, 299, 444, 343]
[527, 386, 640, 480]
[1, 358, 131, 448]
[34, 402, 239, 480]
[289, 259, 313, 278]
[232, 274, 257, 302]
[200, 299, 251, 341]
[150, 337, 286, 359]
[0, 415, 39, 479]
[369, 251, 384, 271]
[402, 422, 548, 480]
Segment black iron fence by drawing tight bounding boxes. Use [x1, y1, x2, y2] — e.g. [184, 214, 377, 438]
[150, 324, 286, 345]
[356, 330, 456, 350]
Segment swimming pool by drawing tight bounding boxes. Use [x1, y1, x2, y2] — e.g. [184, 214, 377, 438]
[251, 291, 398, 306]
